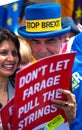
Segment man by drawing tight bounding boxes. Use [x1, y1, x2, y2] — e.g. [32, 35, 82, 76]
[70, 32, 82, 130]
[17, 2, 76, 126]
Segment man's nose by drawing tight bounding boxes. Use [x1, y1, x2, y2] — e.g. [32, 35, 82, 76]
[40, 44, 48, 52]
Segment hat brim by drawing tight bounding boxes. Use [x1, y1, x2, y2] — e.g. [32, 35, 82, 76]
[17, 25, 71, 38]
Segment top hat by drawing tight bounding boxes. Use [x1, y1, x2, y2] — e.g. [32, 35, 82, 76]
[18, 3, 71, 38]
[62, 17, 79, 35]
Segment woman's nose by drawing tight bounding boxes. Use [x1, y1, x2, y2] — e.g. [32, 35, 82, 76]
[7, 53, 14, 61]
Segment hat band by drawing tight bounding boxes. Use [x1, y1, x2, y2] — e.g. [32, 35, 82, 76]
[25, 18, 62, 32]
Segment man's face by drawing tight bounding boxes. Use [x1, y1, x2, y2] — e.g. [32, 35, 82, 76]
[28, 37, 62, 60]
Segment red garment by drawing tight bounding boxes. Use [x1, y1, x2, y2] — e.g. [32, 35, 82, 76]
[62, 42, 68, 53]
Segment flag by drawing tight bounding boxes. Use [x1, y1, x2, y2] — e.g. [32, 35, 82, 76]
[0, 0, 23, 32]
[56, 0, 82, 24]
[56, 0, 74, 17]
[72, 0, 82, 24]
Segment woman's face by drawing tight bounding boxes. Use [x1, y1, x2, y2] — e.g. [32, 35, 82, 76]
[0, 40, 19, 77]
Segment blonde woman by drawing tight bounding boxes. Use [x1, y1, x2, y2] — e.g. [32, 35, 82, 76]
[18, 36, 35, 70]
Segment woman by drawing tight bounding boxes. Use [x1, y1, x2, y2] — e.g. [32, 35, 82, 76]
[18, 36, 35, 70]
[0, 28, 20, 129]
[0, 27, 20, 108]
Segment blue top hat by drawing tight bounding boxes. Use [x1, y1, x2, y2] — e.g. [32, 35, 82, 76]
[18, 3, 71, 38]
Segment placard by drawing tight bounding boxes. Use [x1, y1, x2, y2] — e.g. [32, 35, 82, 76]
[12, 53, 75, 130]
[0, 97, 14, 130]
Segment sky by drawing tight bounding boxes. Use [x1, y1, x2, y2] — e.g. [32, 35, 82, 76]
[0, 0, 19, 6]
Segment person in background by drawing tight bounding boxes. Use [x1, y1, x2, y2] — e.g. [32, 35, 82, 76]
[18, 36, 35, 70]
[17, 3, 76, 126]
[70, 32, 82, 130]
[0, 27, 20, 129]
[61, 17, 80, 53]
[77, 23, 82, 32]
[18, 0, 37, 26]
[17, 0, 37, 64]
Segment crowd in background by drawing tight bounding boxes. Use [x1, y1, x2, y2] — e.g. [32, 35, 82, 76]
[0, 0, 82, 33]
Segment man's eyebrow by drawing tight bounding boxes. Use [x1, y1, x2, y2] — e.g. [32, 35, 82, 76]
[46, 38, 56, 41]
[30, 39, 38, 41]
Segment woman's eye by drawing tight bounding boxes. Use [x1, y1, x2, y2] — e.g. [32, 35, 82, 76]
[0, 51, 7, 56]
[12, 51, 18, 56]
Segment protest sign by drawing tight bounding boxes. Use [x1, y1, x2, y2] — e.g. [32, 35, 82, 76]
[1, 52, 76, 130]
[0, 97, 14, 130]
[12, 52, 75, 130]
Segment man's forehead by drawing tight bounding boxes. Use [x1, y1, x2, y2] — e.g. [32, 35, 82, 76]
[28, 37, 60, 41]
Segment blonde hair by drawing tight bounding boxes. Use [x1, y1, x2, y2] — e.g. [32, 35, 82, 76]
[18, 36, 36, 66]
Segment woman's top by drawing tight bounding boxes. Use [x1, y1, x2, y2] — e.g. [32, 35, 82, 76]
[0, 81, 14, 130]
